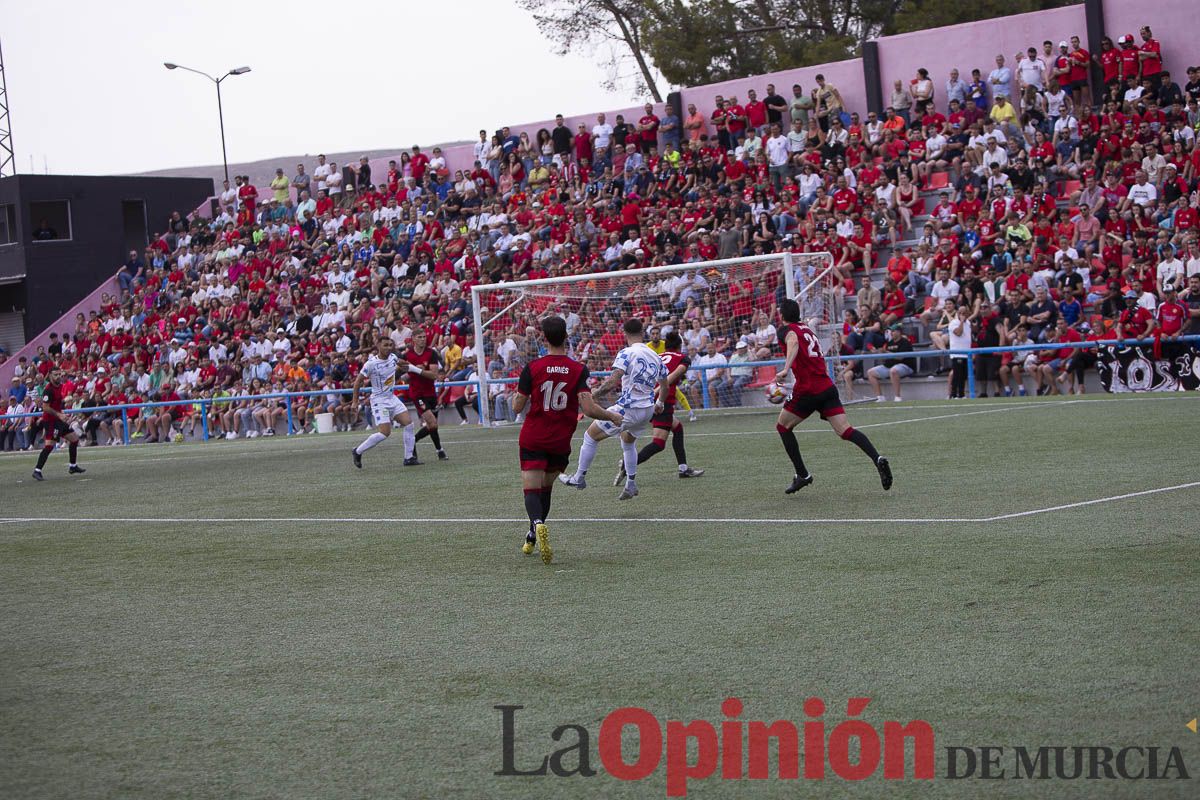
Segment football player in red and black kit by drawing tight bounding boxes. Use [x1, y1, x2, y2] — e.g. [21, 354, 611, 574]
[775, 298, 892, 494]
[511, 316, 623, 564]
[403, 329, 447, 462]
[616, 330, 705, 483]
[32, 366, 86, 481]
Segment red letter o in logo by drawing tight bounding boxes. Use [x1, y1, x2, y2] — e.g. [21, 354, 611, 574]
[599, 707, 663, 780]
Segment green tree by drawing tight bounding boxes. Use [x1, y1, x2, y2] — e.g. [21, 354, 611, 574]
[521, 0, 1078, 98]
[518, 0, 666, 101]
[889, 0, 1073, 34]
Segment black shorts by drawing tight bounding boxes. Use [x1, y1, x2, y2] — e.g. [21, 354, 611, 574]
[43, 418, 72, 442]
[411, 395, 439, 415]
[519, 447, 570, 474]
[651, 406, 677, 430]
[783, 386, 845, 421]
[1068, 79, 1088, 93]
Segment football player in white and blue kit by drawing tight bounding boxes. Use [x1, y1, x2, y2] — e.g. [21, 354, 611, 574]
[350, 337, 420, 468]
[560, 318, 668, 500]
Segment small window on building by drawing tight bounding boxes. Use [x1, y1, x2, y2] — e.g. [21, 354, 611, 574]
[29, 200, 72, 242]
[0, 204, 15, 245]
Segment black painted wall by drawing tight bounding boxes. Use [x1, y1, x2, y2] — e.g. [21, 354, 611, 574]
[0, 174, 213, 339]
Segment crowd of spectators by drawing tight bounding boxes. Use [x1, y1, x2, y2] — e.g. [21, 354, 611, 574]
[2, 22, 1199, 448]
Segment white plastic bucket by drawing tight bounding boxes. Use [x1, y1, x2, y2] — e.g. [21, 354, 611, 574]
[314, 413, 335, 434]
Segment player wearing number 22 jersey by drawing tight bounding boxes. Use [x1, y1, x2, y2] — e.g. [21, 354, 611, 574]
[559, 318, 668, 502]
[512, 316, 623, 565]
[774, 298, 893, 495]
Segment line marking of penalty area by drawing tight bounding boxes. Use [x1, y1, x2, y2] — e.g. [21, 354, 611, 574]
[3, 481, 1197, 527]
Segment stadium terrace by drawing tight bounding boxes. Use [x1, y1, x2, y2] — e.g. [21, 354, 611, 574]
[2, 21, 1199, 457]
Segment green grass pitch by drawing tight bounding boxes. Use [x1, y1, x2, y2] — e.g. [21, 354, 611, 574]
[1, 394, 1198, 799]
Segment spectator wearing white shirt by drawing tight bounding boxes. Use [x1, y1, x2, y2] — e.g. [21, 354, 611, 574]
[325, 163, 343, 197]
[921, 269, 961, 326]
[167, 340, 188, 368]
[1140, 143, 1167, 183]
[1124, 172, 1157, 209]
[312, 155, 332, 193]
[765, 123, 791, 190]
[1157, 251, 1185, 293]
[1016, 48, 1046, 92]
[682, 317, 711, 353]
[689, 341, 728, 408]
[591, 113, 614, 152]
[219, 179, 238, 212]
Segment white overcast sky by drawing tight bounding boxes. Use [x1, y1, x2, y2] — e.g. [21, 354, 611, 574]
[2, 0, 637, 176]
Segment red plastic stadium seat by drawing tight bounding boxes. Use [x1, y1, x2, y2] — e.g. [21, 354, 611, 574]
[747, 365, 776, 388]
[927, 172, 949, 189]
[1061, 180, 1082, 197]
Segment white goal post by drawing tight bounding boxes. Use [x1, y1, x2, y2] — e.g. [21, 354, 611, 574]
[469, 252, 834, 425]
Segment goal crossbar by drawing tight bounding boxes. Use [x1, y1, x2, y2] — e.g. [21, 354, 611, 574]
[469, 251, 833, 425]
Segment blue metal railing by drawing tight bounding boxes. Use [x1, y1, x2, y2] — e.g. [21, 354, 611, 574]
[1, 336, 1195, 445]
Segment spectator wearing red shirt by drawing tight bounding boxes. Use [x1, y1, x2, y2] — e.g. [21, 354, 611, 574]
[744, 89, 768, 130]
[1154, 285, 1187, 338]
[410, 145, 430, 182]
[725, 95, 747, 144]
[636, 103, 659, 155]
[1067, 35, 1091, 108]
[1137, 26, 1162, 80]
[1117, 291, 1154, 341]
[1095, 36, 1121, 91]
[1117, 35, 1141, 83]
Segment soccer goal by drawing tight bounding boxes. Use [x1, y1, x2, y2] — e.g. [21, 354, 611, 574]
[469, 252, 835, 425]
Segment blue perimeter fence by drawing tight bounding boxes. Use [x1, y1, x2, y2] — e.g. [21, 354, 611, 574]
[2, 336, 1197, 444]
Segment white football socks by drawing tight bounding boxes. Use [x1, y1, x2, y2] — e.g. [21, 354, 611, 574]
[575, 432, 599, 476]
[403, 423, 416, 458]
[621, 438, 638, 485]
[355, 432, 387, 455]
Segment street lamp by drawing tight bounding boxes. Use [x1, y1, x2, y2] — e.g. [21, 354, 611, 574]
[163, 62, 252, 185]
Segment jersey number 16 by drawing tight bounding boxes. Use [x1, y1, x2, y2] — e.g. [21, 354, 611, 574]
[540, 380, 569, 411]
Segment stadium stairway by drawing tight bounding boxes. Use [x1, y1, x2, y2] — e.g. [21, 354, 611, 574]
[0, 275, 123, 387]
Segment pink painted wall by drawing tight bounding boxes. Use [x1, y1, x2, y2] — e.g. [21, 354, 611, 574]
[1104, 0, 1194, 84]
[680, 57, 866, 140]
[0, 275, 121, 387]
[193, 1, 1193, 214]
[875, 4, 1087, 111]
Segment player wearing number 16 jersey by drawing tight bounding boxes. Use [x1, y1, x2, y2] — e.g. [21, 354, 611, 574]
[775, 298, 892, 495]
[512, 316, 623, 564]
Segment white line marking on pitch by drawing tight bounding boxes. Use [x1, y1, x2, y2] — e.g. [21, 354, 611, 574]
[979, 481, 1200, 522]
[1, 482, 1196, 527]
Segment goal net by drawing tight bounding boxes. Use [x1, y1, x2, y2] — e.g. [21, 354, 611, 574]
[469, 252, 834, 424]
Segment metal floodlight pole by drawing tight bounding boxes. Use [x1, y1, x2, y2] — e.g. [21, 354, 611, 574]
[0, 37, 15, 178]
[163, 62, 251, 185]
